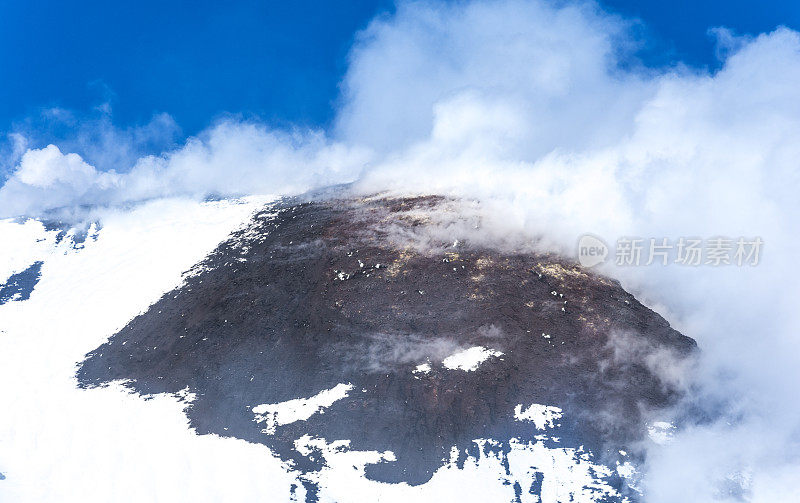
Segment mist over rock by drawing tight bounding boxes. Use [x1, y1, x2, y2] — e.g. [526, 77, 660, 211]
[78, 193, 696, 500]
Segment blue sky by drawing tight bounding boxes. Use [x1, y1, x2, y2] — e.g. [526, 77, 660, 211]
[0, 0, 798, 139]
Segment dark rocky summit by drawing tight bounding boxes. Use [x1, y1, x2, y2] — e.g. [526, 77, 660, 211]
[0, 261, 43, 305]
[78, 193, 696, 499]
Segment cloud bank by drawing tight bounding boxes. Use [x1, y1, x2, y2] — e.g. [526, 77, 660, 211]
[2, 0, 800, 500]
[0, 121, 369, 218]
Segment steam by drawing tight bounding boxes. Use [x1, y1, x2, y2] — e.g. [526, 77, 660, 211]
[344, 332, 463, 373]
[604, 330, 696, 397]
[3, 0, 800, 500]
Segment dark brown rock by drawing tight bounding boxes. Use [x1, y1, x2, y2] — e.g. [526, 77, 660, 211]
[78, 193, 696, 499]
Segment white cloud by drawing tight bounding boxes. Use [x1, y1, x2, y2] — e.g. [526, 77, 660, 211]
[336, 0, 650, 155]
[0, 121, 371, 219]
[0, 145, 121, 216]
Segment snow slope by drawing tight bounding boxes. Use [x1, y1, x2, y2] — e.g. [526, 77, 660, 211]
[0, 196, 633, 502]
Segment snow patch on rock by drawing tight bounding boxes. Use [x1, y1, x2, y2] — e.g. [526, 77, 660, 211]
[252, 383, 354, 434]
[413, 362, 432, 376]
[514, 403, 563, 430]
[442, 346, 503, 371]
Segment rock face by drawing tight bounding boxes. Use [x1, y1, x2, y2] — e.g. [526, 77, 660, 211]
[0, 261, 42, 305]
[78, 194, 696, 500]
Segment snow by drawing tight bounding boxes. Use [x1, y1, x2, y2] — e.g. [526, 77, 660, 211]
[413, 362, 432, 375]
[0, 219, 76, 284]
[252, 383, 353, 434]
[514, 403, 562, 430]
[295, 434, 624, 503]
[616, 461, 641, 494]
[0, 196, 628, 502]
[0, 196, 304, 502]
[617, 461, 636, 478]
[442, 346, 503, 371]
